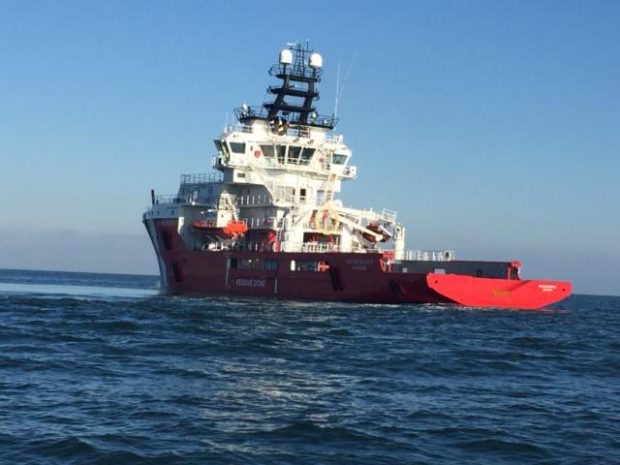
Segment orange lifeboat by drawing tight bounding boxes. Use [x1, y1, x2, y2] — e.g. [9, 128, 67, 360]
[192, 219, 248, 239]
[221, 220, 248, 238]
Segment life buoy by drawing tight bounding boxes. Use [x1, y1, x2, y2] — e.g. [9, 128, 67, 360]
[254, 150, 262, 158]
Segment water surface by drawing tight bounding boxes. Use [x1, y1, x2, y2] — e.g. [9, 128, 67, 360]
[0, 269, 618, 464]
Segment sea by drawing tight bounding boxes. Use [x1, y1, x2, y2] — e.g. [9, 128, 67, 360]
[0, 269, 618, 465]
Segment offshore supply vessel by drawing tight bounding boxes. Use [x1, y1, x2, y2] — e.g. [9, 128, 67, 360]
[143, 43, 571, 309]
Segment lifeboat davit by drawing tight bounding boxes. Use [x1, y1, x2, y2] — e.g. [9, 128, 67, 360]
[362, 222, 391, 242]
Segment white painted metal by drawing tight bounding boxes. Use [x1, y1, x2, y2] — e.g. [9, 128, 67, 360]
[309, 52, 323, 68]
[279, 49, 293, 65]
[144, 45, 452, 261]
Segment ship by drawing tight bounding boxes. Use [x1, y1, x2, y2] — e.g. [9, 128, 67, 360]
[143, 43, 571, 309]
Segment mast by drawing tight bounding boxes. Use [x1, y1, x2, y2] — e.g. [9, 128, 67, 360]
[235, 43, 337, 130]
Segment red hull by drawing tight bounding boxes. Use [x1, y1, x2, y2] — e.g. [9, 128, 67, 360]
[426, 273, 571, 310]
[145, 219, 571, 310]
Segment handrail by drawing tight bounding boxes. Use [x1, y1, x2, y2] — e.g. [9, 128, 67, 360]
[180, 172, 223, 185]
[232, 105, 338, 130]
[342, 166, 357, 178]
[404, 250, 455, 261]
[196, 240, 347, 254]
[154, 195, 186, 205]
[240, 216, 278, 229]
[381, 209, 397, 222]
[236, 194, 274, 207]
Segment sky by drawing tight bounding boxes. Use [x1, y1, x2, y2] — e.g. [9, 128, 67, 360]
[0, 0, 618, 296]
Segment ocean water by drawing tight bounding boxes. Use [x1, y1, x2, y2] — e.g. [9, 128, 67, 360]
[0, 269, 618, 465]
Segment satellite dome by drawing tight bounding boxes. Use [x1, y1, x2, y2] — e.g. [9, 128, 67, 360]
[309, 52, 323, 68]
[279, 49, 293, 65]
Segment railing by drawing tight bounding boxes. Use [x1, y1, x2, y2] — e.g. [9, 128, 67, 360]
[404, 250, 455, 261]
[324, 133, 344, 144]
[181, 172, 223, 185]
[193, 240, 345, 254]
[236, 194, 274, 207]
[381, 209, 398, 222]
[240, 216, 278, 229]
[270, 185, 296, 204]
[268, 63, 323, 81]
[300, 242, 341, 253]
[342, 166, 357, 178]
[154, 194, 187, 205]
[232, 105, 339, 130]
[224, 121, 322, 140]
[260, 158, 330, 174]
[224, 123, 254, 134]
[302, 222, 344, 233]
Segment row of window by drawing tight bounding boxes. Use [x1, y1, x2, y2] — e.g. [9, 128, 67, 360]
[290, 260, 331, 272]
[229, 258, 277, 270]
[228, 258, 331, 272]
[260, 144, 316, 164]
[214, 139, 348, 165]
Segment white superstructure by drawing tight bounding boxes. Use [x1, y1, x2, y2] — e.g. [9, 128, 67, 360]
[146, 43, 418, 260]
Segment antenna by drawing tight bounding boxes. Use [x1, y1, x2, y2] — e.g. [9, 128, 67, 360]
[334, 51, 357, 118]
[334, 62, 341, 118]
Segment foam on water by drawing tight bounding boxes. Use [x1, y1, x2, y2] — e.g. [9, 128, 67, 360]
[0, 282, 159, 299]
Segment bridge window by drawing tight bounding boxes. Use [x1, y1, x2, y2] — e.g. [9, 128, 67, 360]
[288, 146, 302, 163]
[229, 142, 246, 154]
[214, 140, 228, 155]
[277, 145, 286, 164]
[332, 153, 347, 165]
[260, 144, 275, 157]
[300, 148, 315, 164]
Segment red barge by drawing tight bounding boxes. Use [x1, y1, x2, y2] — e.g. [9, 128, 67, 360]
[143, 43, 571, 309]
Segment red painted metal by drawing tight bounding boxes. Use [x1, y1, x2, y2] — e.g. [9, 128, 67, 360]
[426, 273, 572, 310]
[146, 219, 571, 309]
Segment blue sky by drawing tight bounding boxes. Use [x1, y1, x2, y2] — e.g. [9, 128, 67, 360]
[0, 0, 618, 295]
